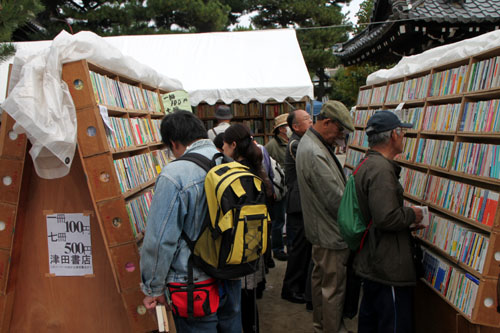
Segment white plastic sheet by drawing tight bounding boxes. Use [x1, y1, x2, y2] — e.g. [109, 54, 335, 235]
[367, 30, 500, 85]
[1, 31, 182, 179]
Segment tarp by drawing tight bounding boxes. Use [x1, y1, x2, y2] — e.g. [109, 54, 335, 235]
[0, 29, 313, 106]
[367, 29, 500, 85]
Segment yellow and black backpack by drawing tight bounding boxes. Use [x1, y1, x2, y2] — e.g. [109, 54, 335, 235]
[175, 152, 269, 280]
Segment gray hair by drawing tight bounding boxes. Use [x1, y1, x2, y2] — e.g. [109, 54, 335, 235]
[368, 129, 393, 148]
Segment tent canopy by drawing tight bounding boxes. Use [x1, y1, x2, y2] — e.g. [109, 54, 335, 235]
[1, 29, 314, 106]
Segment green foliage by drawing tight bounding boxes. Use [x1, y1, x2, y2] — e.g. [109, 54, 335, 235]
[0, 0, 44, 60]
[354, 0, 374, 34]
[329, 63, 381, 108]
[250, 1, 352, 99]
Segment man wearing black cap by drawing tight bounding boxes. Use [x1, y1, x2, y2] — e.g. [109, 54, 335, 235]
[296, 100, 354, 332]
[353, 110, 423, 332]
[208, 105, 232, 141]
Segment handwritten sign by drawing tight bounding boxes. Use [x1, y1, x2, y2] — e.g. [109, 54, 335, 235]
[46, 213, 93, 276]
[162, 90, 191, 114]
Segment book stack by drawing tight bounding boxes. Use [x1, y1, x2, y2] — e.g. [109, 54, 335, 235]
[386, 81, 405, 103]
[118, 81, 148, 110]
[90, 71, 124, 108]
[422, 249, 479, 317]
[151, 149, 170, 175]
[370, 86, 386, 104]
[421, 103, 461, 132]
[347, 130, 368, 148]
[143, 89, 162, 113]
[353, 109, 377, 127]
[130, 118, 156, 145]
[345, 148, 365, 168]
[113, 153, 156, 193]
[106, 117, 136, 150]
[243, 119, 264, 134]
[400, 107, 424, 131]
[196, 104, 216, 118]
[415, 213, 489, 273]
[357, 88, 372, 105]
[265, 104, 284, 119]
[399, 137, 417, 161]
[415, 138, 454, 169]
[424, 175, 499, 226]
[126, 189, 155, 237]
[460, 99, 500, 132]
[467, 56, 500, 92]
[403, 74, 431, 100]
[451, 142, 500, 179]
[400, 167, 427, 199]
[150, 119, 162, 142]
[429, 65, 468, 97]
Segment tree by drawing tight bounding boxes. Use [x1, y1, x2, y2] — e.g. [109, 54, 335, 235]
[354, 0, 374, 34]
[250, 1, 352, 100]
[0, 0, 44, 62]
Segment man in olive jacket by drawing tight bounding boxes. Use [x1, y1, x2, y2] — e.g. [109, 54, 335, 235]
[296, 101, 354, 332]
[354, 110, 423, 332]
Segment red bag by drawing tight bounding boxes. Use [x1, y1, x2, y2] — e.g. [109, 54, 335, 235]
[167, 278, 220, 318]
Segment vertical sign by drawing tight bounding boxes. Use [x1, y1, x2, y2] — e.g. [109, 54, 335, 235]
[46, 213, 93, 276]
[161, 90, 191, 114]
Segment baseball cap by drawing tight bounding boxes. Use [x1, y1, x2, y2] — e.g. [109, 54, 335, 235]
[215, 105, 233, 120]
[366, 110, 413, 135]
[319, 100, 355, 132]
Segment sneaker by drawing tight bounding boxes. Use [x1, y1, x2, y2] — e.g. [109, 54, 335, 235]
[273, 250, 288, 261]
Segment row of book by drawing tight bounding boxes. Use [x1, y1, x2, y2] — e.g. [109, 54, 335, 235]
[403, 74, 431, 100]
[399, 137, 417, 161]
[144, 89, 162, 113]
[370, 86, 386, 105]
[460, 99, 500, 132]
[126, 189, 154, 237]
[233, 103, 262, 117]
[451, 142, 500, 179]
[422, 249, 479, 317]
[345, 148, 365, 167]
[265, 105, 285, 118]
[400, 167, 427, 199]
[415, 212, 489, 273]
[113, 149, 170, 193]
[347, 130, 368, 148]
[467, 56, 500, 92]
[424, 174, 498, 226]
[90, 71, 151, 111]
[429, 65, 468, 97]
[353, 109, 377, 127]
[398, 107, 424, 130]
[357, 89, 372, 105]
[106, 116, 162, 150]
[421, 103, 461, 132]
[415, 138, 454, 169]
[244, 119, 265, 135]
[386, 81, 405, 103]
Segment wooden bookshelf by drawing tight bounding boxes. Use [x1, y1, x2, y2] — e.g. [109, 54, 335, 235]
[195, 99, 308, 145]
[349, 46, 500, 330]
[0, 59, 175, 332]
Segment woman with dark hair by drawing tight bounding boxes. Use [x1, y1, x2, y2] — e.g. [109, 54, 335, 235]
[222, 123, 270, 333]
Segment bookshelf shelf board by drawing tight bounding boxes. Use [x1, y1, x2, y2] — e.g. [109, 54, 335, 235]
[150, 112, 165, 118]
[403, 192, 423, 203]
[384, 102, 402, 108]
[420, 131, 456, 137]
[111, 145, 145, 155]
[395, 157, 415, 165]
[369, 103, 383, 108]
[457, 132, 500, 139]
[464, 87, 500, 98]
[357, 103, 370, 107]
[128, 109, 150, 116]
[344, 163, 355, 170]
[426, 165, 450, 174]
[402, 99, 426, 106]
[447, 170, 500, 187]
[354, 125, 367, 130]
[122, 186, 143, 200]
[141, 178, 156, 190]
[147, 142, 164, 148]
[406, 130, 419, 135]
[103, 105, 128, 116]
[418, 238, 483, 279]
[427, 95, 463, 103]
[423, 202, 492, 233]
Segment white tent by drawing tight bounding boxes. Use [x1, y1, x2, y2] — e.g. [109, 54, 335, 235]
[0, 29, 313, 105]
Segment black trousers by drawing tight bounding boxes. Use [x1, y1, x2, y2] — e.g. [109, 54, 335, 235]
[241, 288, 259, 333]
[358, 279, 414, 333]
[281, 212, 312, 295]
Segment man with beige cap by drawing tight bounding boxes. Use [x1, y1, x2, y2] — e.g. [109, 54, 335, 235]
[296, 100, 354, 332]
[265, 113, 290, 262]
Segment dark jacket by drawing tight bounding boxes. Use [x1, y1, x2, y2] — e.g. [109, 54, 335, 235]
[353, 149, 418, 286]
[265, 135, 287, 167]
[284, 132, 302, 214]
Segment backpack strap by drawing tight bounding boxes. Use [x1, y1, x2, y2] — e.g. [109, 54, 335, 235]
[353, 157, 369, 176]
[288, 139, 299, 161]
[174, 152, 213, 172]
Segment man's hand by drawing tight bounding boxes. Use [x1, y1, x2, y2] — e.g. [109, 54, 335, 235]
[143, 294, 169, 311]
[411, 206, 423, 224]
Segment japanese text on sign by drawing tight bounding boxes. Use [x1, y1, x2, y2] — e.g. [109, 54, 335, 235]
[161, 90, 191, 114]
[46, 213, 93, 276]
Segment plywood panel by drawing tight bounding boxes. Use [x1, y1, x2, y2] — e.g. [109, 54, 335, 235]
[8, 153, 131, 332]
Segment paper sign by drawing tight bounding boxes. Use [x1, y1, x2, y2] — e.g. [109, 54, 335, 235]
[162, 90, 191, 114]
[99, 105, 114, 134]
[46, 213, 93, 276]
[393, 102, 405, 118]
[412, 205, 430, 227]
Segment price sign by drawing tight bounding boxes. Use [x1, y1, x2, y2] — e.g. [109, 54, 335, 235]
[161, 90, 191, 114]
[46, 213, 93, 276]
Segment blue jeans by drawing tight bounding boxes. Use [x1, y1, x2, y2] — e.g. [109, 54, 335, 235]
[173, 279, 242, 332]
[270, 199, 287, 252]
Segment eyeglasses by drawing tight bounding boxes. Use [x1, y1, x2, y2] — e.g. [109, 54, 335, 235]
[395, 127, 407, 135]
